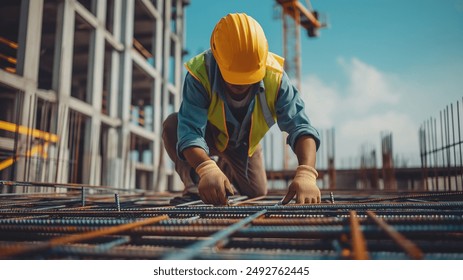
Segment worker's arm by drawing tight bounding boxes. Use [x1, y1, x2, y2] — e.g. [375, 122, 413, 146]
[274, 72, 321, 152]
[293, 135, 317, 167]
[182, 147, 234, 205]
[177, 73, 210, 160]
[183, 146, 210, 169]
[281, 135, 321, 204]
[274, 72, 321, 204]
[177, 74, 232, 205]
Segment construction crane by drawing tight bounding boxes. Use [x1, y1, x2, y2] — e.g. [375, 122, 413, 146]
[274, 0, 326, 169]
[275, 0, 325, 92]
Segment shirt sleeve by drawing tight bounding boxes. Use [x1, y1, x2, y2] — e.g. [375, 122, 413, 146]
[275, 71, 321, 151]
[176, 73, 211, 160]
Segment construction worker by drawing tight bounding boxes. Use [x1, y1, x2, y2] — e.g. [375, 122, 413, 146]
[162, 13, 321, 205]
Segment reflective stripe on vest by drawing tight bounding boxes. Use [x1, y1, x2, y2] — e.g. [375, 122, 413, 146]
[184, 51, 284, 156]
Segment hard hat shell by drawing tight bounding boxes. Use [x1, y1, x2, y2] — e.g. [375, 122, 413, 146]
[210, 13, 268, 85]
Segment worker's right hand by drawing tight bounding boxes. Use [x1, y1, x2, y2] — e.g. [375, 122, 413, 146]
[195, 159, 234, 205]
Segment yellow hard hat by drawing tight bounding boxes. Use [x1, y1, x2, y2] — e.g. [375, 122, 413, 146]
[210, 13, 268, 85]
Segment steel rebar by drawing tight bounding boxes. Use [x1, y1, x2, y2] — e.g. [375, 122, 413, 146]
[366, 211, 423, 260]
[163, 209, 267, 260]
[349, 210, 369, 260]
[0, 215, 168, 259]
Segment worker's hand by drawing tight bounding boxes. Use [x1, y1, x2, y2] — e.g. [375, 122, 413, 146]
[195, 159, 234, 205]
[282, 165, 320, 204]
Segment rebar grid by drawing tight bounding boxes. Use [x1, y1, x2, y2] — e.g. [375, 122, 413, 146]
[0, 181, 463, 260]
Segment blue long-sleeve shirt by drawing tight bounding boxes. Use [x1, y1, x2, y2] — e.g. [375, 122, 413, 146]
[177, 54, 320, 162]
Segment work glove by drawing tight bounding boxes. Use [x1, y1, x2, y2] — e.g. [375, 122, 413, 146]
[282, 165, 321, 204]
[195, 159, 234, 205]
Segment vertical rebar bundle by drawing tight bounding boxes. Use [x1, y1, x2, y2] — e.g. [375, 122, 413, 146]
[381, 132, 397, 190]
[419, 97, 463, 191]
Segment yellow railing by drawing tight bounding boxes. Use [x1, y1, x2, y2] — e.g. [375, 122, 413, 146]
[0, 120, 59, 171]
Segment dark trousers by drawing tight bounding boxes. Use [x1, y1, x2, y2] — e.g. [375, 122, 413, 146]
[162, 113, 267, 198]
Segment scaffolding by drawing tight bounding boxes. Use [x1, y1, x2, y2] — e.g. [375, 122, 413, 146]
[0, 0, 189, 192]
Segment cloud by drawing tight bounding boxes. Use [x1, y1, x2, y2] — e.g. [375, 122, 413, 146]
[338, 112, 419, 164]
[301, 75, 339, 127]
[339, 57, 400, 114]
[300, 57, 421, 167]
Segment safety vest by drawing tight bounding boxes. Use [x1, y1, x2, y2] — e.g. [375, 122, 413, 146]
[185, 51, 284, 157]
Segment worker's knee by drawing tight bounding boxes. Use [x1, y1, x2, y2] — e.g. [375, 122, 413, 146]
[162, 113, 178, 142]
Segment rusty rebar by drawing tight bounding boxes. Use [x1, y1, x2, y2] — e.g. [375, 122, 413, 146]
[163, 209, 267, 260]
[366, 211, 423, 260]
[349, 210, 369, 260]
[0, 215, 168, 259]
[1, 190, 463, 260]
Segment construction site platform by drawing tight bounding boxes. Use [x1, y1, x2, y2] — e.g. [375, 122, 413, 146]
[0, 181, 462, 260]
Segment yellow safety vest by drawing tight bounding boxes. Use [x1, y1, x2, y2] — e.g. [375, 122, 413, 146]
[185, 51, 284, 156]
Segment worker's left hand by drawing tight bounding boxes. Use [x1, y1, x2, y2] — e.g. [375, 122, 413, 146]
[282, 165, 320, 204]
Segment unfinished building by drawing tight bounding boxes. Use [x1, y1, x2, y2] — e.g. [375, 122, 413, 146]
[0, 0, 188, 192]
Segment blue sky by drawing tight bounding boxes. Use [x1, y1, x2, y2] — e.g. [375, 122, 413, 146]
[183, 0, 463, 168]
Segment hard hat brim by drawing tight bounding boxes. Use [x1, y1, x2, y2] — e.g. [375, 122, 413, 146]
[220, 65, 266, 85]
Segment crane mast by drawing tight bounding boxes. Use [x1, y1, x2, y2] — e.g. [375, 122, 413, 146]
[275, 0, 326, 169]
